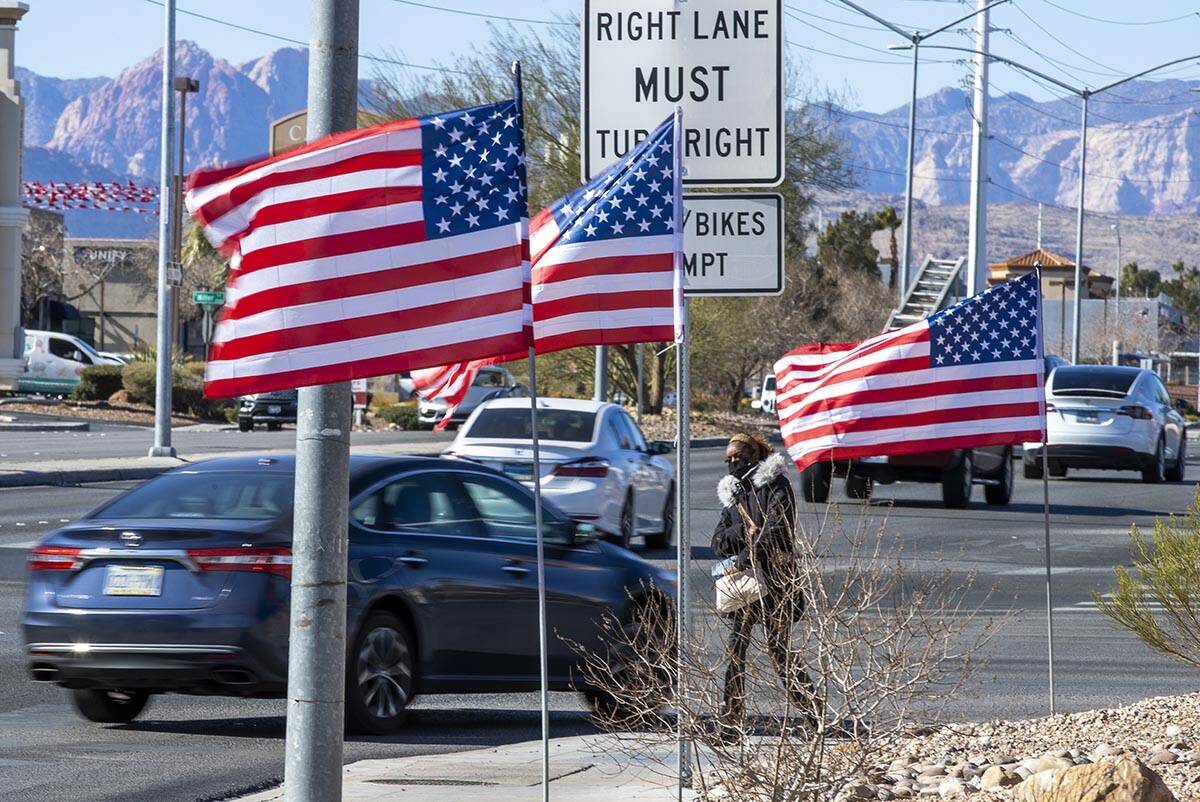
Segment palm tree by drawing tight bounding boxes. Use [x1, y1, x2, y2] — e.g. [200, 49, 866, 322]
[876, 206, 901, 291]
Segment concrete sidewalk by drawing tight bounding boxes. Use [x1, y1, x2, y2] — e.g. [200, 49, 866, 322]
[0, 441, 449, 488]
[235, 735, 684, 801]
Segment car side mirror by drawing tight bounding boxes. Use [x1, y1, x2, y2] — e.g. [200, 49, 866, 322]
[573, 522, 597, 546]
[1174, 398, 1188, 410]
[646, 441, 673, 455]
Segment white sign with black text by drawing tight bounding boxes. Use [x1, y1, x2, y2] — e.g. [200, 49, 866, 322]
[683, 193, 783, 296]
[582, 0, 784, 187]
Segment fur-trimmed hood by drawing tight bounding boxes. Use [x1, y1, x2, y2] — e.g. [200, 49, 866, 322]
[717, 452, 788, 508]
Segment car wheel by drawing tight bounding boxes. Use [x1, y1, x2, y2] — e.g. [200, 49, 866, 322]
[1142, 437, 1166, 484]
[238, 419, 253, 432]
[845, 473, 872, 501]
[984, 448, 1014, 506]
[345, 612, 416, 735]
[941, 452, 973, 509]
[70, 688, 149, 724]
[1023, 453, 1044, 480]
[584, 599, 674, 728]
[617, 493, 635, 550]
[644, 485, 674, 551]
[1166, 435, 1187, 482]
[799, 463, 832, 504]
[266, 422, 282, 432]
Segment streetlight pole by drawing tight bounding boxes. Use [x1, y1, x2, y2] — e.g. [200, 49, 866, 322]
[1111, 221, 1121, 343]
[844, 0, 1009, 303]
[173, 76, 198, 356]
[149, 0, 176, 458]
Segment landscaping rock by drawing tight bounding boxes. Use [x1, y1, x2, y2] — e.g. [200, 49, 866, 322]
[979, 766, 1021, 789]
[1149, 751, 1177, 766]
[937, 779, 965, 798]
[1011, 757, 1175, 802]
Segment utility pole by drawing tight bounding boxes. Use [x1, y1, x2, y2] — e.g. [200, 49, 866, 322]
[1036, 203, 1043, 250]
[284, 1, 358, 800]
[1111, 221, 1121, 342]
[173, 76, 198, 357]
[1069, 94, 1089, 364]
[149, 0, 176, 458]
[966, 0, 989, 296]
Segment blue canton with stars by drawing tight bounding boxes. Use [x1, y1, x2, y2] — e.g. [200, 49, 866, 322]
[551, 115, 676, 243]
[419, 100, 527, 240]
[928, 270, 1042, 367]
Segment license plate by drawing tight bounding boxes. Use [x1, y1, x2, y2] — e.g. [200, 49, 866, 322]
[859, 455, 888, 464]
[503, 462, 534, 481]
[1074, 411, 1100, 424]
[103, 565, 164, 596]
[267, 405, 282, 415]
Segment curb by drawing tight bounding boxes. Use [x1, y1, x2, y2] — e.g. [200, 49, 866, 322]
[0, 465, 175, 488]
[0, 421, 89, 432]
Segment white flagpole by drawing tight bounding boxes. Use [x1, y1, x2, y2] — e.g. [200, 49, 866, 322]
[1033, 267, 1056, 713]
[512, 61, 551, 801]
[671, 104, 692, 796]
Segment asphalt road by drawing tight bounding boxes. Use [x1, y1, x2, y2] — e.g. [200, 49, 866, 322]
[0, 416, 453, 462]
[0, 448, 1196, 800]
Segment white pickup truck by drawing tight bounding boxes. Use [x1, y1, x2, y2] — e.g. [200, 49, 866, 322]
[18, 330, 124, 395]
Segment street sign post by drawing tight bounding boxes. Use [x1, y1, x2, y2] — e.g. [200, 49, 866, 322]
[582, 0, 784, 186]
[682, 193, 783, 296]
[192, 290, 224, 306]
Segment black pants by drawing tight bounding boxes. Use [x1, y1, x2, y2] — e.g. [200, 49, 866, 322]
[721, 595, 814, 725]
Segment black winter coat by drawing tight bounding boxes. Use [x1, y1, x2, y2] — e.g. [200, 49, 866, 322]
[710, 453, 800, 609]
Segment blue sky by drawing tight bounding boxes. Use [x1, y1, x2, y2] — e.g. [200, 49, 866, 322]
[19, 1, 1200, 113]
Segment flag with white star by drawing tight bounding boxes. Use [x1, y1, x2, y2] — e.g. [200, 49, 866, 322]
[184, 99, 530, 398]
[528, 114, 682, 352]
[773, 270, 1046, 471]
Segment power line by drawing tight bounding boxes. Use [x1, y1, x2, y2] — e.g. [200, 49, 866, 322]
[1036, 0, 1198, 27]
[989, 133, 1200, 185]
[139, 0, 470, 75]
[787, 3, 897, 33]
[383, 0, 571, 26]
[818, 104, 972, 137]
[787, 40, 948, 66]
[1011, 2, 1124, 78]
[784, 11, 909, 59]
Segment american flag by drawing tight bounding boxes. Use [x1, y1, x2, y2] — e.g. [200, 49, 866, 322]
[184, 100, 530, 399]
[775, 270, 1046, 471]
[412, 114, 683, 419]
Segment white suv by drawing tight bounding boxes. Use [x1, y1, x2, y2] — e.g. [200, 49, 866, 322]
[1023, 365, 1186, 483]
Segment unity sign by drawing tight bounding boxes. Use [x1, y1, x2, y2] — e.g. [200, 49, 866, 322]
[582, 0, 784, 187]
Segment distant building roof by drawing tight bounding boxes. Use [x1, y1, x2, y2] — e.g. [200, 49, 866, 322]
[989, 247, 1113, 298]
[990, 248, 1080, 270]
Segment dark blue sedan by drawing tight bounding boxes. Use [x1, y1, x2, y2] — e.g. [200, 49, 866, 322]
[22, 455, 675, 734]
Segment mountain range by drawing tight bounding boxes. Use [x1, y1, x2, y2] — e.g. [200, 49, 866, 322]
[21, 42, 1200, 253]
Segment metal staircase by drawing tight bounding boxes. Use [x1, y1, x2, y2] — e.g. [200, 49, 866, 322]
[885, 256, 966, 331]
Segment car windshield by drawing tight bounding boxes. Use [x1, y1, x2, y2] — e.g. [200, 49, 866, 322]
[764, 376, 776, 391]
[473, 370, 507, 388]
[92, 472, 295, 520]
[1051, 367, 1139, 398]
[465, 408, 597, 442]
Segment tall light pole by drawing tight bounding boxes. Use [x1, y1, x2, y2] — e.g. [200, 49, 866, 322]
[173, 76, 198, 355]
[149, 0, 176, 458]
[966, 0, 990, 296]
[840, 0, 1010, 304]
[1110, 221, 1121, 341]
[916, 45, 1200, 363]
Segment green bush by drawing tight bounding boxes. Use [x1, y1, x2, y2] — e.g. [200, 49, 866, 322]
[73, 365, 125, 401]
[377, 402, 419, 430]
[121, 361, 231, 421]
[121, 362, 157, 405]
[181, 361, 207, 380]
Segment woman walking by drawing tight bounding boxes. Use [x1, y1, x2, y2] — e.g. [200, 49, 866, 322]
[711, 433, 816, 733]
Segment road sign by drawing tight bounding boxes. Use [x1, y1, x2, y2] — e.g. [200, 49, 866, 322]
[683, 193, 783, 296]
[269, 109, 378, 156]
[351, 378, 368, 411]
[582, 0, 784, 187]
[192, 290, 225, 306]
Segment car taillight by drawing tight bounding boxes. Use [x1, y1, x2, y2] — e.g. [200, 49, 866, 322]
[554, 458, 610, 478]
[28, 545, 82, 571]
[187, 547, 292, 578]
[1118, 405, 1152, 420]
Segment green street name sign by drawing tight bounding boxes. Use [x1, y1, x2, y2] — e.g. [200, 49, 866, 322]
[193, 290, 225, 305]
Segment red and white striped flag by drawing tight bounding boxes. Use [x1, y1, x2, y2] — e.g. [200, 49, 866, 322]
[411, 114, 683, 417]
[184, 100, 530, 398]
[775, 271, 1046, 471]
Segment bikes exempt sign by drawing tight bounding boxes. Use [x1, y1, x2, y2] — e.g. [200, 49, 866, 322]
[683, 193, 783, 296]
[582, 0, 784, 187]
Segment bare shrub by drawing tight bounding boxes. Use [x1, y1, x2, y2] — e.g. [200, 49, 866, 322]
[571, 506, 1001, 802]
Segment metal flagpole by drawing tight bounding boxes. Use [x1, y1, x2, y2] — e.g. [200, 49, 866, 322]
[149, 0, 176, 458]
[672, 105, 692, 797]
[637, 343, 645, 425]
[284, 2, 358, 799]
[513, 61, 550, 802]
[1033, 267, 1056, 713]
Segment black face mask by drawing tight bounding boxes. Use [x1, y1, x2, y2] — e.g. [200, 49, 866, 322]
[727, 458, 754, 478]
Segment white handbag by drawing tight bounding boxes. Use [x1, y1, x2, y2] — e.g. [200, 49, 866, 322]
[715, 566, 764, 613]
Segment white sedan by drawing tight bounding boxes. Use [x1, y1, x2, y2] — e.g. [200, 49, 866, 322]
[445, 398, 676, 550]
[1023, 365, 1187, 483]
